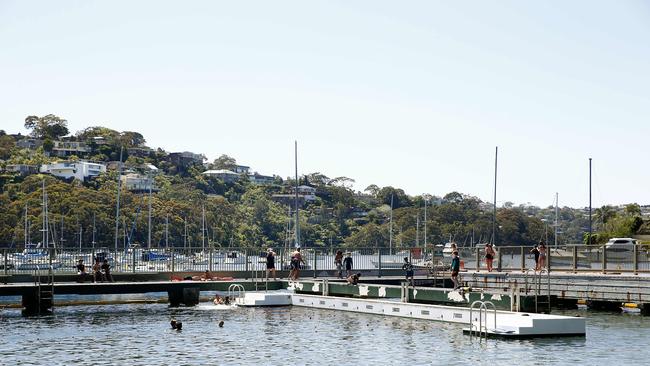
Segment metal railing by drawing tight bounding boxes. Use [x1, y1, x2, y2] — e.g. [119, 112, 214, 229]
[1, 243, 649, 276]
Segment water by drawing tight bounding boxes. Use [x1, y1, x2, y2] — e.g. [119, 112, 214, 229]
[1, 301, 650, 365]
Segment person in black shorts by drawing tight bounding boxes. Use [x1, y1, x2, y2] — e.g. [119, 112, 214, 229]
[266, 248, 276, 281]
[402, 257, 414, 286]
[343, 252, 353, 278]
[530, 243, 540, 271]
[450, 251, 460, 289]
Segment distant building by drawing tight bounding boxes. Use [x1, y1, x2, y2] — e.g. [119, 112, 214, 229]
[233, 165, 250, 174]
[16, 138, 43, 150]
[168, 151, 206, 166]
[127, 146, 153, 158]
[4, 164, 39, 176]
[294, 185, 317, 201]
[52, 140, 91, 157]
[40, 161, 106, 181]
[248, 172, 276, 185]
[121, 173, 158, 192]
[203, 169, 240, 183]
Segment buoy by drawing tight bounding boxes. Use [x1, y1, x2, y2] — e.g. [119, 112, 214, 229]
[460, 260, 465, 270]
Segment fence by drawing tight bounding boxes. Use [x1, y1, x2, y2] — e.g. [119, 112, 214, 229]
[2, 244, 649, 276]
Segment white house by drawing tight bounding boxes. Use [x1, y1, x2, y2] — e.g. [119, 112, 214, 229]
[40, 161, 106, 181]
[121, 173, 157, 192]
[295, 185, 317, 201]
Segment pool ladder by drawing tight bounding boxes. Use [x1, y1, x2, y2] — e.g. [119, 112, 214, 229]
[228, 284, 245, 305]
[523, 269, 551, 313]
[33, 265, 54, 315]
[469, 300, 496, 341]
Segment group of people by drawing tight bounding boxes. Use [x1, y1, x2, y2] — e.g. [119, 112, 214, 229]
[76, 258, 112, 283]
[530, 242, 547, 271]
[334, 250, 354, 279]
[212, 295, 232, 306]
[263, 247, 306, 281]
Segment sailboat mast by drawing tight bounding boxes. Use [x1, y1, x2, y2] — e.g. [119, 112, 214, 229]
[423, 198, 427, 247]
[416, 214, 420, 247]
[587, 158, 592, 244]
[24, 204, 28, 246]
[147, 174, 152, 249]
[493, 146, 498, 245]
[114, 146, 123, 253]
[555, 192, 559, 248]
[92, 213, 96, 250]
[41, 179, 47, 248]
[389, 193, 393, 255]
[165, 214, 169, 248]
[202, 204, 206, 252]
[294, 140, 300, 248]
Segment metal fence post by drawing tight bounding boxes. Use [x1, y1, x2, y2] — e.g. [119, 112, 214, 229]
[572, 245, 577, 273]
[245, 249, 249, 279]
[475, 247, 480, 272]
[520, 246, 525, 272]
[497, 248, 502, 272]
[171, 249, 175, 273]
[633, 244, 638, 275]
[378, 249, 382, 278]
[3, 249, 7, 276]
[602, 245, 607, 274]
[132, 249, 136, 273]
[313, 250, 317, 278]
[547, 248, 551, 273]
[209, 248, 213, 272]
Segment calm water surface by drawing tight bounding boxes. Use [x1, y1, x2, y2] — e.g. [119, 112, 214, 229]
[1, 301, 649, 365]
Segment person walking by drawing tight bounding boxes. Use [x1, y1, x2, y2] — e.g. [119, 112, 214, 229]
[485, 243, 496, 272]
[266, 248, 276, 281]
[343, 252, 353, 278]
[450, 250, 461, 289]
[530, 243, 541, 271]
[402, 257, 414, 286]
[334, 250, 343, 279]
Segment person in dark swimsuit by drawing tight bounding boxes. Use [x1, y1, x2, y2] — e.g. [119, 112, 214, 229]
[530, 244, 540, 271]
[402, 257, 414, 286]
[343, 253, 353, 278]
[266, 248, 276, 281]
[451, 251, 461, 289]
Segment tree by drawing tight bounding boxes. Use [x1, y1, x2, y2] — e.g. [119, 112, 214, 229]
[212, 154, 237, 170]
[624, 203, 641, 217]
[120, 131, 146, 147]
[0, 135, 14, 159]
[24, 114, 69, 139]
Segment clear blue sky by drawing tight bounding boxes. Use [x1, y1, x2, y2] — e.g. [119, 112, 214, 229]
[1, 1, 649, 208]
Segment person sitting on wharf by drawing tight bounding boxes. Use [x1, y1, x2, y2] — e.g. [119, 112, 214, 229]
[347, 272, 361, 285]
[101, 259, 113, 282]
[76, 259, 91, 283]
[92, 258, 104, 283]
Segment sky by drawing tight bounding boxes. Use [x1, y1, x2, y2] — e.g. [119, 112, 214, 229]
[1, 1, 649, 208]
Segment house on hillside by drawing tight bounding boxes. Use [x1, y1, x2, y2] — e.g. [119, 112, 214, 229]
[233, 165, 250, 174]
[16, 138, 43, 150]
[168, 151, 206, 166]
[248, 172, 276, 185]
[121, 173, 158, 193]
[203, 169, 240, 183]
[40, 161, 106, 181]
[52, 140, 92, 157]
[3, 164, 39, 176]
